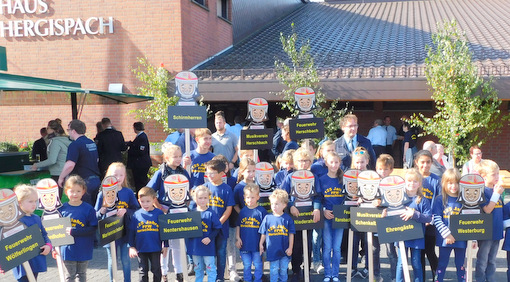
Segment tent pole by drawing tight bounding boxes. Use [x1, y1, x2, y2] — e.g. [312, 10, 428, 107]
[71, 92, 78, 119]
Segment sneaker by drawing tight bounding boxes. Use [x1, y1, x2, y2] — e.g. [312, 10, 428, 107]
[175, 273, 183, 282]
[332, 277, 340, 282]
[375, 275, 383, 282]
[229, 272, 241, 282]
[323, 277, 332, 282]
[359, 268, 369, 279]
[162, 275, 168, 282]
[187, 264, 195, 276]
[316, 264, 325, 274]
[351, 270, 362, 279]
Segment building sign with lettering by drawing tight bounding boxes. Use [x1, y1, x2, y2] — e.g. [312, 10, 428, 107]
[0, 0, 114, 38]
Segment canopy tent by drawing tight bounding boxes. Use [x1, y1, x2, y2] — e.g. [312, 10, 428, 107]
[0, 72, 153, 119]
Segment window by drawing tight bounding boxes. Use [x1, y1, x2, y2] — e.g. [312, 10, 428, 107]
[217, 0, 231, 21]
[192, 0, 208, 8]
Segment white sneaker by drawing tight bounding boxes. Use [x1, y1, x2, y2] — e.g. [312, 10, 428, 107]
[229, 272, 241, 282]
[316, 264, 325, 274]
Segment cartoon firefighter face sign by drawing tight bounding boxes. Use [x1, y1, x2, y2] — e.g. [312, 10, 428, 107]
[290, 170, 316, 201]
[380, 175, 409, 208]
[164, 174, 189, 205]
[175, 71, 199, 104]
[246, 98, 269, 126]
[255, 162, 275, 191]
[101, 176, 120, 208]
[342, 169, 360, 200]
[458, 174, 485, 208]
[294, 87, 316, 115]
[36, 178, 62, 215]
[357, 170, 381, 202]
[0, 189, 25, 239]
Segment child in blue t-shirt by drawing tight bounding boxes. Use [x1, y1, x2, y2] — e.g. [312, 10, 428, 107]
[201, 159, 235, 281]
[12, 185, 52, 282]
[236, 183, 268, 282]
[183, 128, 215, 188]
[396, 169, 432, 282]
[433, 169, 465, 282]
[58, 175, 99, 282]
[476, 160, 504, 281]
[187, 185, 222, 282]
[95, 162, 139, 282]
[259, 189, 295, 282]
[319, 152, 345, 282]
[129, 187, 168, 282]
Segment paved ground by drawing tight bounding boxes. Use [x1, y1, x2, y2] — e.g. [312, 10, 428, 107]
[2, 243, 508, 281]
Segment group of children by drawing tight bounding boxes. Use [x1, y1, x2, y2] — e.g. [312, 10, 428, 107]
[4, 125, 510, 282]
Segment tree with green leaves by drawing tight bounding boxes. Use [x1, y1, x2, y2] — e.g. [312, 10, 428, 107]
[131, 57, 178, 133]
[408, 20, 507, 165]
[274, 23, 349, 139]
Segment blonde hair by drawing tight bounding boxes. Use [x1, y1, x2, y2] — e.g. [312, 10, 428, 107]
[14, 184, 37, 203]
[192, 185, 211, 202]
[105, 162, 130, 188]
[237, 158, 256, 183]
[324, 152, 343, 179]
[269, 189, 289, 205]
[293, 147, 314, 163]
[404, 168, 424, 204]
[162, 143, 182, 159]
[316, 140, 334, 159]
[351, 146, 369, 168]
[64, 175, 87, 193]
[441, 168, 461, 206]
[195, 128, 212, 139]
[476, 159, 499, 178]
[376, 154, 394, 170]
[138, 187, 157, 199]
[243, 183, 260, 196]
[340, 114, 358, 127]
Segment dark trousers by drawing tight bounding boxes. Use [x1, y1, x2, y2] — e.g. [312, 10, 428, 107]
[137, 252, 162, 282]
[131, 166, 150, 194]
[373, 145, 385, 159]
[292, 230, 312, 274]
[421, 226, 438, 280]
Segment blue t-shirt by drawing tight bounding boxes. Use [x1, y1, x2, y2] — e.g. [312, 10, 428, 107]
[311, 159, 328, 178]
[66, 135, 100, 179]
[190, 150, 215, 187]
[129, 208, 165, 253]
[234, 181, 248, 209]
[480, 187, 504, 240]
[204, 182, 235, 237]
[13, 214, 51, 279]
[186, 207, 222, 256]
[274, 168, 292, 188]
[258, 213, 296, 261]
[318, 174, 345, 211]
[282, 141, 299, 153]
[147, 165, 190, 206]
[502, 202, 510, 251]
[237, 206, 268, 252]
[433, 195, 466, 248]
[403, 196, 431, 249]
[422, 173, 441, 210]
[59, 202, 98, 261]
[94, 187, 140, 244]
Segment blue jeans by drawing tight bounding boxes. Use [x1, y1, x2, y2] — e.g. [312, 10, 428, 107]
[269, 256, 290, 282]
[396, 247, 422, 282]
[240, 251, 263, 282]
[351, 231, 367, 270]
[215, 233, 227, 280]
[312, 228, 323, 264]
[322, 219, 343, 278]
[475, 239, 500, 282]
[386, 243, 398, 280]
[436, 247, 465, 281]
[193, 255, 216, 282]
[106, 242, 131, 282]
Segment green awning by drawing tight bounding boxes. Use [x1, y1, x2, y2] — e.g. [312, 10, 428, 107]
[0, 72, 153, 104]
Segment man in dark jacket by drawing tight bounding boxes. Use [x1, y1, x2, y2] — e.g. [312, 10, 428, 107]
[127, 122, 152, 193]
[95, 117, 127, 178]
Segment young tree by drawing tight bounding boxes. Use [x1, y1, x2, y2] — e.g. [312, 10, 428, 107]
[274, 23, 349, 139]
[408, 20, 507, 165]
[131, 57, 178, 133]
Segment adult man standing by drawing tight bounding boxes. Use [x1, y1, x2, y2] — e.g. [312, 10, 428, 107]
[367, 119, 387, 159]
[127, 122, 152, 193]
[95, 117, 127, 178]
[334, 114, 376, 171]
[423, 140, 446, 177]
[58, 119, 100, 205]
[383, 116, 397, 156]
[211, 111, 238, 169]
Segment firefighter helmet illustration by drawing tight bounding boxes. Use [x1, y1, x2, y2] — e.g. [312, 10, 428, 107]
[458, 174, 486, 208]
[380, 175, 408, 208]
[175, 71, 199, 104]
[101, 176, 120, 208]
[246, 98, 269, 125]
[357, 170, 381, 201]
[342, 169, 360, 199]
[164, 174, 190, 205]
[290, 170, 316, 201]
[255, 162, 275, 191]
[294, 87, 316, 115]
